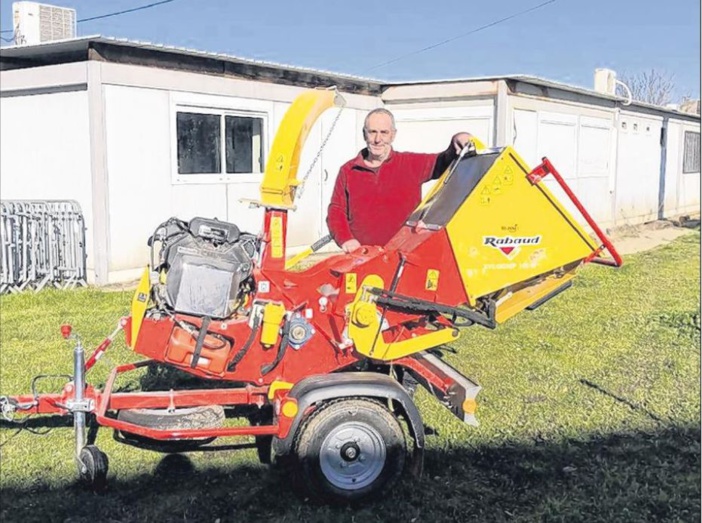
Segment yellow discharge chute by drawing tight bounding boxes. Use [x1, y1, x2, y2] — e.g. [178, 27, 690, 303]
[259, 88, 344, 209]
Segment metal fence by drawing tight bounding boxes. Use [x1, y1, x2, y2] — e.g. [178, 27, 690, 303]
[0, 200, 88, 294]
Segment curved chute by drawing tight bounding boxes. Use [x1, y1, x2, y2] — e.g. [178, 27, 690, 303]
[259, 88, 345, 209]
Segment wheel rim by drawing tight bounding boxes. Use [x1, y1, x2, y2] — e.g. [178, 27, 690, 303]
[319, 421, 387, 491]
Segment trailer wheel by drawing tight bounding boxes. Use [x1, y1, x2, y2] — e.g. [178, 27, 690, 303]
[292, 398, 406, 505]
[78, 445, 109, 492]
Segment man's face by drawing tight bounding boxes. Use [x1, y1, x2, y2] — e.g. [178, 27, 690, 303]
[364, 113, 396, 160]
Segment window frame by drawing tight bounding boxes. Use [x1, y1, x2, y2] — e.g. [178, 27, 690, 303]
[682, 130, 701, 174]
[171, 103, 269, 185]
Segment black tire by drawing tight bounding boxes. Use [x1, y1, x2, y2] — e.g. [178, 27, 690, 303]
[78, 445, 109, 492]
[292, 398, 406, 505]
[117, 405, 224, 453]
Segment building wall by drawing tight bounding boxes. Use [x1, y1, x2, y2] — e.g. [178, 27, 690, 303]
[678, 121, 701, 215]
[99, 63, 380, 282]
[0, 88, 96, 276]
[508, 96, 616, 228]
[1, 61, 699, 285]
[663, 120, 701, 217]
[613, 111, 664, 224]
[383, 97, 497, 200]
[507, 93, 700, 230]
[100, 70, 698, 282]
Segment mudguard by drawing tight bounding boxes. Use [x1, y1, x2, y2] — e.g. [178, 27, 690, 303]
[274, 372, 425, 476]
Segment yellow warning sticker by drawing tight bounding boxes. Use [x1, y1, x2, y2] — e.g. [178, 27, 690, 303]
[502, 166, 514, 185]
[480, 186, 492, 205]
[271, 215, 283, 258]
[425, 269, 440, 290]
[492, 175, 503, 194]
[345, 273, 357, 294]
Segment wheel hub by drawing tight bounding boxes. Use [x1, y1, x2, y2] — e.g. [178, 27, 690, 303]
[319, 421, 387, 491]
[340, 441, 360, 461]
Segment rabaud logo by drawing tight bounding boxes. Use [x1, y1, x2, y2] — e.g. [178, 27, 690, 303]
[483, 235, 542, 259]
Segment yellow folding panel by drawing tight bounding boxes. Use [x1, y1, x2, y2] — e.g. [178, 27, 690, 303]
[444, 147, 598, 303]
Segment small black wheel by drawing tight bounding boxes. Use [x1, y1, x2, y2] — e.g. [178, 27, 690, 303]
[292, 398, 406, 505]
[78, 445, 109, 492]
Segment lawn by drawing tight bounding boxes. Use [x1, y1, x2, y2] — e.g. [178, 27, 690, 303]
[0, 232, 699, 523]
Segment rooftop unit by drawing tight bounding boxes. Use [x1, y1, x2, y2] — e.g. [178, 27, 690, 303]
[12, 2, 76, 46]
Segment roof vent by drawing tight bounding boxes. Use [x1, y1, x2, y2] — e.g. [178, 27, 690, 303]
[12, 2, 76, 46]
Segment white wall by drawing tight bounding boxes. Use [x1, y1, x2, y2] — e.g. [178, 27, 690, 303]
[388, 103, 495, 199]
[103, 84, 172, 275]
[0, 90, 95, 272]
[678, 122, 700, 214]
[3, 62, 698, 285]
[511, 103, 615, 228]
[613, 112, 663, 225]
[101, 76, 378, 281]
[669, 120, 701, 216]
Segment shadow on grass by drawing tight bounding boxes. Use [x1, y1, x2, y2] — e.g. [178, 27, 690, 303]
[0, 425, 699, 523]
[578, 379, 665, 423]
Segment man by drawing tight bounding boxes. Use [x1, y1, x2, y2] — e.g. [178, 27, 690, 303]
[326, 108, 473, 253]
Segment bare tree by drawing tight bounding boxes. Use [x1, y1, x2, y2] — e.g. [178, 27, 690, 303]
[618, 69, 676, 106]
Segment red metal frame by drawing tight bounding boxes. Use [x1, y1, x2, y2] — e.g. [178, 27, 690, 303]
[10, 359, 283, 441]
[528, 157, 623, 268]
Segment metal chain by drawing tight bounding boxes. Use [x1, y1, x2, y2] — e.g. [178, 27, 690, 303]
[295, 96, 346, 201]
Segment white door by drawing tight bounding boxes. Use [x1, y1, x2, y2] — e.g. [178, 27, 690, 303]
[614, 114, 662, 224]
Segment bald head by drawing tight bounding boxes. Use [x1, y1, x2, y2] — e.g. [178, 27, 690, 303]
[363, 109, 397, 163]
[363, 108, 396, 132]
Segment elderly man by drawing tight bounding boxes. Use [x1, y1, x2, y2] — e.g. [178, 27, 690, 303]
[326, 108, 473, 253]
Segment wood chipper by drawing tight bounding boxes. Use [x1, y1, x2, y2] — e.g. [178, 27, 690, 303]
[0, 88, 622, 504]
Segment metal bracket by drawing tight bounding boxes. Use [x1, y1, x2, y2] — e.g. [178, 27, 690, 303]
[65, 398, 94, 413]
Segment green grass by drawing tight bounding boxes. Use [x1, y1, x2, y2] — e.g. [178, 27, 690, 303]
[1, 232, 700, 522]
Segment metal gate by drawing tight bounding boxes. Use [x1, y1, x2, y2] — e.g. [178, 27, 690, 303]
[0, 200, 87, 294]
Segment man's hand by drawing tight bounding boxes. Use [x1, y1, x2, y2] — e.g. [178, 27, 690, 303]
[451, 132, 474, 154]
[342, 239, 361, 253]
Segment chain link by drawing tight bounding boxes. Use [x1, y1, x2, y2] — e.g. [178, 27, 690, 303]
[295, 95, 346, 201]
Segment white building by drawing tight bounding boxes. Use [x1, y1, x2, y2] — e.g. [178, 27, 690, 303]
[1, 36, 699, 285]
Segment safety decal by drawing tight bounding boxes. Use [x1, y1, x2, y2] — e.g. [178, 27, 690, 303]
[270, 216, 283, 258]
[491, 175, 503, 195]
[501, 166, 514, 185]
[425, 269, 440, 291]
[480, 187, 492, 205]
[345, 273, 357, 294]
[483, 235, 541, 259]
[258, 281, 270, 293]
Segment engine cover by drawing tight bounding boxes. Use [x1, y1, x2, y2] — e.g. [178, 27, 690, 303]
[153, 217, 257, 319]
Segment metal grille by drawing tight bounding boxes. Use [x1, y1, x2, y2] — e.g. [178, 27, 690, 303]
[0, 200, 87, 294]
[683, 131, 701, 174]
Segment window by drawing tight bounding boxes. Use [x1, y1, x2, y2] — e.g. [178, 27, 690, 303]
[683, 131, 701, 174]
[175, 109, 265, 179]
[177, 113, 221, 174]
[224, 116, 264, 174]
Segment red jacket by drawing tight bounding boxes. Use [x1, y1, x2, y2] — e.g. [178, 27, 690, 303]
[327, 148, 457, 247]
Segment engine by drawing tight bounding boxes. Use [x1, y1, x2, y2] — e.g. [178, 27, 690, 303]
[149, 217, 259, 319]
